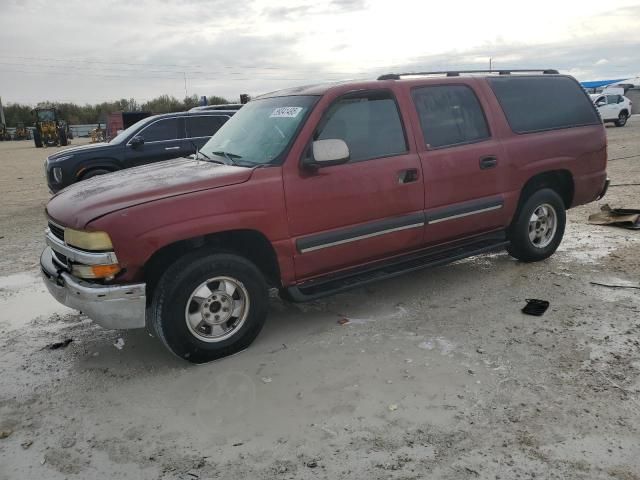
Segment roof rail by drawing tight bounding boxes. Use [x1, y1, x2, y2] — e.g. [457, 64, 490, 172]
[377, 69, 559, 80]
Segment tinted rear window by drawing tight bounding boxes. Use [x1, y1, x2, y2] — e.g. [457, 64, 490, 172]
[187, 115, 229, 138]
[488, 76, 600, 133]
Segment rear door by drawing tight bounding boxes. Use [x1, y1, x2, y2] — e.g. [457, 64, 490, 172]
[409, 81, 509, 247]
[124, 117, 184, 166]
[283, 89, 425, 280]
[186, 114, 230, 152]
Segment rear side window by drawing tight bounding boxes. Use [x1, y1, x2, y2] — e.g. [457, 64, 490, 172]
[140, 118, 179, 142]
[315, 90, 407, 162]
[412, 85, 490, 149]
[488, 76, 600, 133]
[187, 115, 229, 138]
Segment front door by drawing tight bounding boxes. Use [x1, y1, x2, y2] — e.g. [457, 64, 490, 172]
[283, 89, 425, 281]
[125, 116, 186, 166]
[409, 82, 509, 247]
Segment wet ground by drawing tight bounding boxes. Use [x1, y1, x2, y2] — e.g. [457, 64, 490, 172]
[1, 120, 639, 479]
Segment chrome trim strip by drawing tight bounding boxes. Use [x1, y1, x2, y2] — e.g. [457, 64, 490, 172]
[428, 204, 503, 224]
[300, 222, 424, 253]
[45, 229, 119, 265]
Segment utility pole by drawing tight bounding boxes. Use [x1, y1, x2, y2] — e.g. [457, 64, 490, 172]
[489, 57, 492, 72]
[0, 96, 5, 125]
[183, 72, 188, 98]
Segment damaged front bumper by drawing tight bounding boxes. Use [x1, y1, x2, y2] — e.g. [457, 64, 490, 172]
[41, 247, 146, 329]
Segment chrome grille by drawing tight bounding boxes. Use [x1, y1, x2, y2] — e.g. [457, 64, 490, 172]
[48, 222, 65, 242]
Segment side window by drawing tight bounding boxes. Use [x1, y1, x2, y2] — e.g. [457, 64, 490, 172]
[606, 95, 618, 105]
[187, 115, 228, 138]
[412, 85, 490, 149]
[315, 91, 407, 162]
[488, 76, 600, 133]
[139, 118, 179, 142]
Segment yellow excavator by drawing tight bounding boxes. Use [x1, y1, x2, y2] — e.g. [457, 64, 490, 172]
[13, 122, 31, 140]
[32, 107, 69, 148]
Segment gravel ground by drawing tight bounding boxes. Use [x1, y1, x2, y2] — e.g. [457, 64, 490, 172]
[0, 120, 639, 479]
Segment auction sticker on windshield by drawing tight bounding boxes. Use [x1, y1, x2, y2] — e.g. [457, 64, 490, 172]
[270, 107, 303, 118]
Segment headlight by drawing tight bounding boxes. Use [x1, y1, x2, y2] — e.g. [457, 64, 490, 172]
[52, 167, 63, 183]
[50, 155, 72, 163]
[64, 229, 113, 251]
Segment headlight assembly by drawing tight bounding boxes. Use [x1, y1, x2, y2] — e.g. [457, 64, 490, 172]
[64, 229, 113, 251]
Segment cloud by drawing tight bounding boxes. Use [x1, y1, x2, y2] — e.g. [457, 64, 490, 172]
[0, 0, 638, 104]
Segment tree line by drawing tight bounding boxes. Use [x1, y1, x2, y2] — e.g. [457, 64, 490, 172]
[2, 94, 231, 126]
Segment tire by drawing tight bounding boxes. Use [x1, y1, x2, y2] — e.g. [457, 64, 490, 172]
[614, 112, 628, 127]
[507, 188, 566, 262]
[81, 168, 111, 180]
[33, 131, 43, 148]
[149, 252, 269, 363]
[58, 128, 68, 146]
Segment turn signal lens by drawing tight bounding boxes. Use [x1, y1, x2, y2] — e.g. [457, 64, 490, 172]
[72, 264, 121, 279]
[65, 229, 113, 251]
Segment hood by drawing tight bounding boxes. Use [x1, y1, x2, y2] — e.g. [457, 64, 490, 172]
[47, 158, 254, 228]
[48, 142, 113, 159]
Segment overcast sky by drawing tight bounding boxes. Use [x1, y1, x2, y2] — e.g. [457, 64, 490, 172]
[1, 0, 639, 105]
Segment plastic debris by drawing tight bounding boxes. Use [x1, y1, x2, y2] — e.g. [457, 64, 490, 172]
[522, 299, 550, 316]
[388, 404, 398, 411]
[113, 338, 125, 350]
[588, 204, 640, 229]
[47, 338, 73, 350]
[261, 377, 272, 384]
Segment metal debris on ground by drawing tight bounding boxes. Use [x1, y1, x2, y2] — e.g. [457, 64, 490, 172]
[0, 430, 12, 439]
[337, 318, 350, 325]
[522, 299, 550, 316]
[590, 281, 640, 290]
[46, 338, 73, 350]
[588, 204, 640, 229]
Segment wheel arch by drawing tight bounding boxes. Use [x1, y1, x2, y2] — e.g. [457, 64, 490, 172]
[515, 170, 574, 217]
[76, 160, 120, 179]
[143, 229, 282, 299]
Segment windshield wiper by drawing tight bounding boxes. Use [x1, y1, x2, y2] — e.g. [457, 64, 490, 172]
[211, 151, 242, 166]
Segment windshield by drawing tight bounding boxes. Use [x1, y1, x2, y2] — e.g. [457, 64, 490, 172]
[109, 116, 156, 144]
[37, 110, 56, 122]
[199, 95, 318, 166]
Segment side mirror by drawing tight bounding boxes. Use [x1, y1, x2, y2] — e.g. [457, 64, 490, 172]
[129, 135, 144, 148]
[303, 139, 350, 170]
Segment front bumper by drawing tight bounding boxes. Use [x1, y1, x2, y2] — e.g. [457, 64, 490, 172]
[41, 247, 146, 329]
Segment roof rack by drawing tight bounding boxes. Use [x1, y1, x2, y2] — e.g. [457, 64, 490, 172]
[377, 69, 559, 80]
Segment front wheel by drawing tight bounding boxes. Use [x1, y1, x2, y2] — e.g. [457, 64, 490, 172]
[507, 188, 566, 262]
[149, 252, 269, 363]
[614, 112, 628, 127]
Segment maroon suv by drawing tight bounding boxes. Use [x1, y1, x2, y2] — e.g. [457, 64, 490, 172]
[41, 69, 608, 362]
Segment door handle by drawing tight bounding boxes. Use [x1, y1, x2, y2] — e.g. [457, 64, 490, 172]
[165, 146, 181, 151]
[398, 168, 419, 184]
[479, 155, 497, 170]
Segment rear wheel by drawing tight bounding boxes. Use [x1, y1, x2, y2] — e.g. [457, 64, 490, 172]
[507, 188, 566, 262]
[58, 128, 68, 146]
[614, 111, 628, 127]
[33, 130, 43, 148]
[149, 252, 269, 363]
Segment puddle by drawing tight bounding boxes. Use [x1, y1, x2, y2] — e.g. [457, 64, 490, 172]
[0, 271, 72, 331]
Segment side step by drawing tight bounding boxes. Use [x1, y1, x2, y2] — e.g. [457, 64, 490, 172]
[285, 231, 509, 302]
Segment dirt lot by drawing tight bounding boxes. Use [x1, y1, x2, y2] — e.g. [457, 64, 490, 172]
[1, 122, 639, 479]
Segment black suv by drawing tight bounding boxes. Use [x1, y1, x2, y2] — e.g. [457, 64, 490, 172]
[45, 110, 235, 193]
